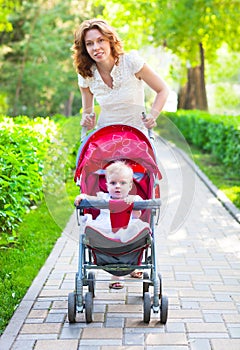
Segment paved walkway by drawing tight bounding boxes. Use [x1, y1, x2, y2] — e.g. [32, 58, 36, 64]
[0, 137, 240, 350]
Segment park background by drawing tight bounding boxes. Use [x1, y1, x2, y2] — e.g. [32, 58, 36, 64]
[0, 0, 239, 335]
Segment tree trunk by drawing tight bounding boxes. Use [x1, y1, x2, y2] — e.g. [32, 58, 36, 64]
[178, 43, 208, 110]
[63, 91, 74, 116]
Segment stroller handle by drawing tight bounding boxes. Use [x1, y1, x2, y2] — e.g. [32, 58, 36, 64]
[75, 198, 161, 210]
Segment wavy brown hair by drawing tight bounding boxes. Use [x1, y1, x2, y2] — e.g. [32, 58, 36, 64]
[72, 18, 124, 78]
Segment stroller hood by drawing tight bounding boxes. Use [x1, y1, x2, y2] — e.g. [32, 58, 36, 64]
[75, 124, 161, 199]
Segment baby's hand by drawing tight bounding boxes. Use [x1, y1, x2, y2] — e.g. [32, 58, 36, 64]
[124, 195, 136, 205]
[125, 195, 142, 219]
[74, 194, 85, 206]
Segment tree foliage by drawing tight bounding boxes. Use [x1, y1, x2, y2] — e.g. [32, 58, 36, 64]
[98, 0, 240, 64]
[96, 0, 239, 110]
[0, 0, 20, 32]
[0, 0, 96, 116]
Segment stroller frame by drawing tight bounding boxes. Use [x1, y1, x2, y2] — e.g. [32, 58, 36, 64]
[68, 125, 168, 324]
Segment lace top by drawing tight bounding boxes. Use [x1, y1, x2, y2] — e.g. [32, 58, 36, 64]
[78, 50, 147, 132]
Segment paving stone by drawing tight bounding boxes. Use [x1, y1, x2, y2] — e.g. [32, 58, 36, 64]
[21, 323, 62, 334]
[28, 309, 48, 319]
[11, 340, 35, 350]
[203, 313, 223, 322]
[188, 333, 229, 339]
[146, 347, 189, 350]
[45, 313, 66, 323]
[17, 334, 58, 340]
[60, 325, 82, 339]
[186, 322, 227, 333]
[82, 327, 122, 339]
[211, 339, 240, 350]
[107, 304, 142, 313]
[124, 332, 144, 345]
[145, 333, 187, 345]
[33, 301, 52, 310]
[102, 347, 143, 350]
[25, 318, 45, 324]
[189, 338, 211, 350]
[78, 346, 101, 350]
[227, 326, 240, 338]
[105, 317, 124, 328]
[34, 339, 79, 350]
[79, 339, 122, 346]
[125, 319, 164, 329]
[200, 301, 236, 310]
[223, 314, 240, 323]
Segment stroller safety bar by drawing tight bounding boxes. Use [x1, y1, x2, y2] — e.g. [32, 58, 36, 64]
[75, 198, 161, 210]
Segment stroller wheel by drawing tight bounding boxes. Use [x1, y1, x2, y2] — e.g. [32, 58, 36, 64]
[160, 295, 168, 324]
[158, 273, 162, 298]
[143, 272, 150, 297]
[85, 292, 93, 323]
[68, 292, 76, 323]
[88, 272, 96, 297]
[143, 292, 151, 323]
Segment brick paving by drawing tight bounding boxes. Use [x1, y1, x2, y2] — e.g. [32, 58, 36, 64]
[0, 136, 239, 350]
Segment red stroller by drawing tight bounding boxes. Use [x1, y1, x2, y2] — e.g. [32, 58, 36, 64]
[68, 124, 168, 324]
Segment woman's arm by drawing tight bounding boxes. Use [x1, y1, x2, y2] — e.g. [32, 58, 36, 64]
[80, 87, 96, 130]
[136, 64, 169, 129]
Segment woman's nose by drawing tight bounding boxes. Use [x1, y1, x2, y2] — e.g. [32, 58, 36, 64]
[93, 41, 99, 50]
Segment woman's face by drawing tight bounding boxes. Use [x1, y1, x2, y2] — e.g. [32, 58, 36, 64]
[84, 29, 112, 63]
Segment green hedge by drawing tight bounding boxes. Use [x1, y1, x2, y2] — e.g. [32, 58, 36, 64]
[0, 116, 57, 239]
[162, 110, 240, 172]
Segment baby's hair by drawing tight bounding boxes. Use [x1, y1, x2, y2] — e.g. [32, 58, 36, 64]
[105, 161, 133, 181]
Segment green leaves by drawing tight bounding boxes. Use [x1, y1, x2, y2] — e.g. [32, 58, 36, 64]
[163, 110, 240, 172]
[0, 116, 57, 237]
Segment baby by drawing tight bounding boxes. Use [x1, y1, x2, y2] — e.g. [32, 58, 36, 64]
[75, 161, 149, 288]
[74, 161, 149, 242]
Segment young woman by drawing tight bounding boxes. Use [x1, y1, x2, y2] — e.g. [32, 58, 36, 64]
[72, 18, 169, 135]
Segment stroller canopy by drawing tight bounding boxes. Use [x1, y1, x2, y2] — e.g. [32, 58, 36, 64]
[75, 124, 161, 199]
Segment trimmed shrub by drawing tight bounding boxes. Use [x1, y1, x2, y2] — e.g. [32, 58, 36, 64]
[0, 116, 57, 237]
[162, 110, 240, 172]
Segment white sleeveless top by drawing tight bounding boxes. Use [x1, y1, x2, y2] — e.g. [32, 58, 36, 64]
[78, 51, 147, 133]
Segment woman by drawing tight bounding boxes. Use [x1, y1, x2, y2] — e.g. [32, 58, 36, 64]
[72, 18, 169, 134]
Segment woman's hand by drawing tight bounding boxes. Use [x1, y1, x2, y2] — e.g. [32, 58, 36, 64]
[80, 113, 96, 130]
[142, 113, 157, 129]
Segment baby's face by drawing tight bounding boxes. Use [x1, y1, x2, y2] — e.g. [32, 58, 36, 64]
[106, 171, 132, 199]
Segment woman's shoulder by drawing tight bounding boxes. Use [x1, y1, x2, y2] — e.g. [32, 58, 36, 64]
[77, 65, 97, 87]
[123, 50, 145, 73]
